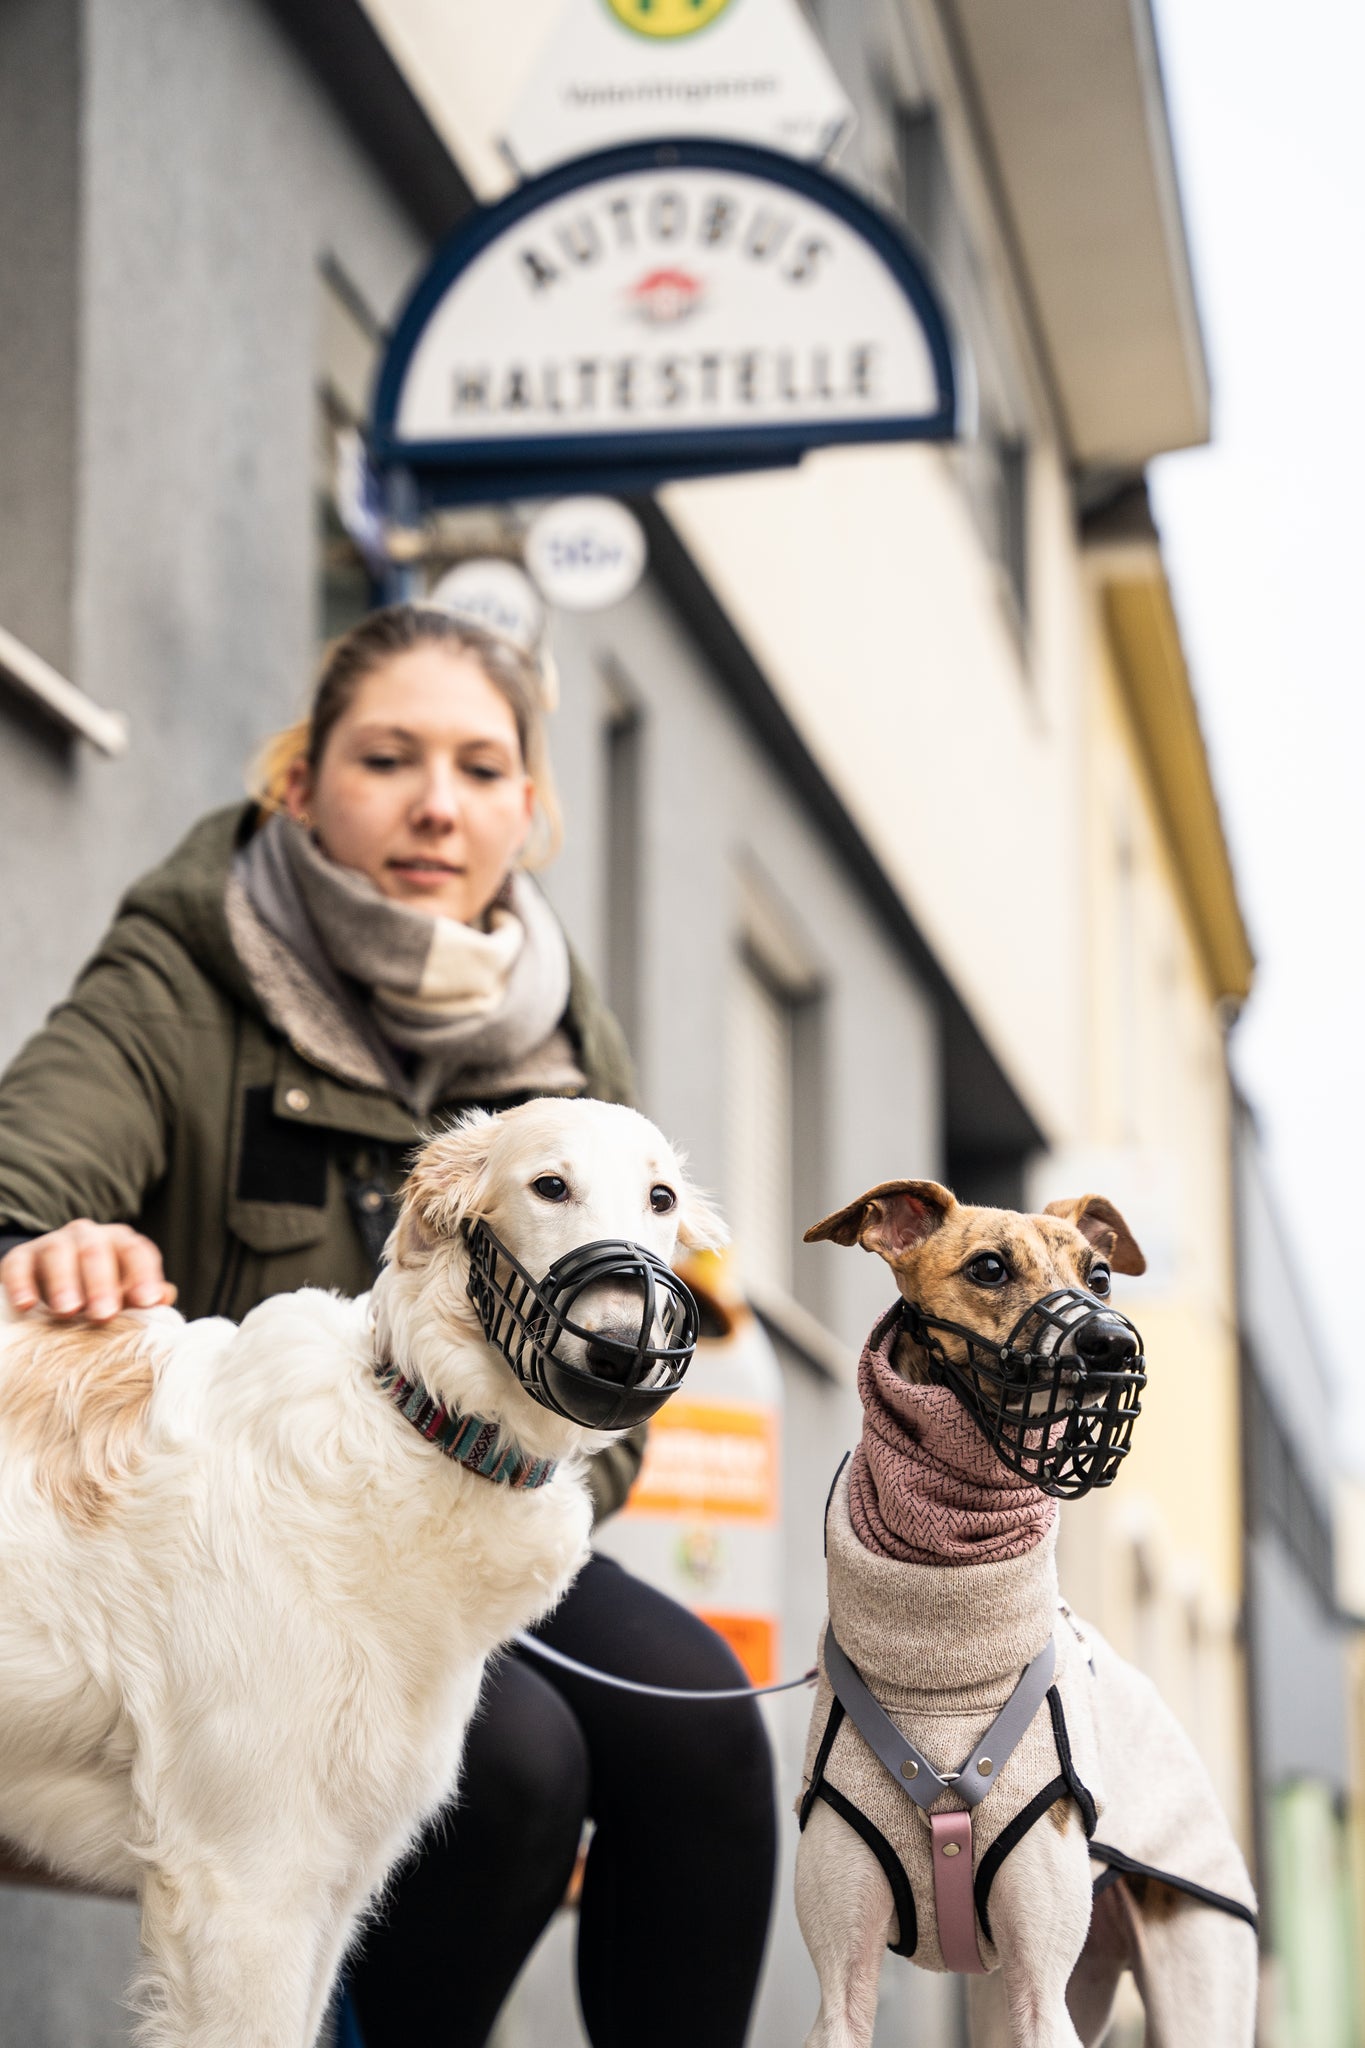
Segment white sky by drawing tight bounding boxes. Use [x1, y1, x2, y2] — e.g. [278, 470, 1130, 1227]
[1146, 0, 1365, 1460]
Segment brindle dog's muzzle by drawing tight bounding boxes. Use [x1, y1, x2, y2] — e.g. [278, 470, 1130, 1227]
[899, 1288, 1146, 1498]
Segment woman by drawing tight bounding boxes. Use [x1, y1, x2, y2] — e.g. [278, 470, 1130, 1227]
[0, 604, 777, 2048]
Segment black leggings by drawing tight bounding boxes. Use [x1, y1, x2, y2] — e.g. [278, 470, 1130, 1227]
[346, 1555, 778, 2048]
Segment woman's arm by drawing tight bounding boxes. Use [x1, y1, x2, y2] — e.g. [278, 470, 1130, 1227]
[585, 1426, 649, 1523]
[0, 914, 189, 1317]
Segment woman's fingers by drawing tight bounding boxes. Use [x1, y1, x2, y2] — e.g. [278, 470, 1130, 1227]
[3, 1222, 171, 1320]
[114, 1230, 170, 1310]
[73, 1224, 124, 1321]
[32, 1232, 86, 1316]
[0, 1242, 40, 1313]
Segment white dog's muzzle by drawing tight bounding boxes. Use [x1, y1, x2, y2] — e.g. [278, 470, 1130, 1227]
[465, 1221, 700, 1429]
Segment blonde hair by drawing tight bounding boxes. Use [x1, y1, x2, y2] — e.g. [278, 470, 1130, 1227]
[249, 605, 562, 868]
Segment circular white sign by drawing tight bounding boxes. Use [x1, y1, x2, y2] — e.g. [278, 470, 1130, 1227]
[525, 498, 647, 612]
[427, 559, 544, 651]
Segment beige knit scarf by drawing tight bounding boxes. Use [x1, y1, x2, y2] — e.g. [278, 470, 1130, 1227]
[236, 813, 574, 1113]
[848, 1310, 1057, 1567]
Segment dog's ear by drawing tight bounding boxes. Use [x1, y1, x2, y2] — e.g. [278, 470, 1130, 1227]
[1043, 1194, 1146, 1276]
[390, 1111, 499, 1268]
[675, 1178, 729, 1255]
[803, 1180, 955, 1263]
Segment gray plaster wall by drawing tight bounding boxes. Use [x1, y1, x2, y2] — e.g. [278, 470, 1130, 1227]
[1249, 1532, 1349, 1796]
[0, 0, 425, 2039]
[0, 0, 82, 679]
[1235, 1119, 1336, 1514]
[0, 1885, 141, 2048]
[0, 0, 424, 1064]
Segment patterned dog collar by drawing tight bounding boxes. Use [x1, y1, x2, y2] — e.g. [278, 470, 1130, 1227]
[374, 1359, 560, 1491]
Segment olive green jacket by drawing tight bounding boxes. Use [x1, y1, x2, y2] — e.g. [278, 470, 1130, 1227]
[0, 804, 644, 1516]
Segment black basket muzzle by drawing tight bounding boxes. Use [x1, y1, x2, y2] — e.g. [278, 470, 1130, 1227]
[900, 1288, 1146, 1499]
[466, 1220, 700, 1431]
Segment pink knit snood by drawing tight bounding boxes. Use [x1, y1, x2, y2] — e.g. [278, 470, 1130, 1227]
[847, 1312, 1057, 1566]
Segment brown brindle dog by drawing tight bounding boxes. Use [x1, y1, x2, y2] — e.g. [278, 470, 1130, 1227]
[805, 1180, 1145, 1382]
[793, 1179, 1257, 2048]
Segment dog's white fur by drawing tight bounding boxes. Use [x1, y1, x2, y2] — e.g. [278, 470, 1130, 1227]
[0, 1098, 723, 2048]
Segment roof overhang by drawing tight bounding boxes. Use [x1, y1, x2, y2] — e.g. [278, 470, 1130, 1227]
[1084, 487, 1253, 1004]
[943, 0, 1210, 464]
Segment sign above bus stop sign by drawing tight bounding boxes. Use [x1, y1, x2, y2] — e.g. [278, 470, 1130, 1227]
[370, 139, 958, 507]
[501, 0, 855, 175]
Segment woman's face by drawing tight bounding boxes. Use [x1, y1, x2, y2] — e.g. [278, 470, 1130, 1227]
[286, 645, 536, 924]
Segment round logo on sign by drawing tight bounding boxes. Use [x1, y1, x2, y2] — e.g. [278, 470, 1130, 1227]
[427, 559, 545, 651]
[525, 498, 647, 612]
[603, 0, 734, 40]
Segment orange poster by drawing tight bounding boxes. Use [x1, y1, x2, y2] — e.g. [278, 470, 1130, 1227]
[697, 1612, 777, 1687]
[626, 1400, 779, 1522]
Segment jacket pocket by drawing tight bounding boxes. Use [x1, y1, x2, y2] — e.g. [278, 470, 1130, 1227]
[226, 1081, 331, 1254]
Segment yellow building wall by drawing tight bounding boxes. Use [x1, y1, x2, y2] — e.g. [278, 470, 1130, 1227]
[1049, 592, 1249, 1843]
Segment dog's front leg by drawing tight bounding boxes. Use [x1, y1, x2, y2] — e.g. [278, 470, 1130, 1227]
[970, 1817, 1092, 2048]
[301, 1896, 371, 2048]
[1122, 1886, 1258, 2048]
[299, 1837, 421, 2048]
[134, 1863, 331, 2048]
[967, 1905, 1127, 2048]
[795, 1801, 896, 2048]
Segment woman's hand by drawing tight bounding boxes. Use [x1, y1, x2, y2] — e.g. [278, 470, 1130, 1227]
[0, 1221, 177, 1322]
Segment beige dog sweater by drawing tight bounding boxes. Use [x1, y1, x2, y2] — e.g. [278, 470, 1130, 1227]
[801, 1467, 1102, 1970]
[799, 1311, 1257, 1971]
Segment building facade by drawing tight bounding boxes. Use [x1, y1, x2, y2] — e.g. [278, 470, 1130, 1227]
[0, 1, 1267, 2044]
[1236, 1098, 1361, 2047]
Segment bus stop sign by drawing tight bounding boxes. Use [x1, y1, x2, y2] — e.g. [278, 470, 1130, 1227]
[371, 138, 958, 508]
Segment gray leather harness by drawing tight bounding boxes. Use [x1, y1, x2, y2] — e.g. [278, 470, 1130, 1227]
[821, 1625, 1059, 1971]
[822, 1627, 1058, 1811]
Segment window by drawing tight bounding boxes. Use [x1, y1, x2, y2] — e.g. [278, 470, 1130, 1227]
[726, 873, 825, 1308]
[602, 678, 644, 1055]
[1130, 1536, 1160, 1684]
[1115, 820, 1139, 1144]
[728, 951, 799, 1299]
[1182, 1595, 1206, 1752]
[897, 104, 949, 270]
[315, 256, 384, 644]
[996, 434, 1029, 626]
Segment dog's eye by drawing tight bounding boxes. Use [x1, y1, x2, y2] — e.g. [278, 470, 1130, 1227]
[649, 1184, 677, 1215]
[965, 1252, 1010, 1288]
[531, 1175, 570, 1203]
[1089, 1264, 1112, 1298]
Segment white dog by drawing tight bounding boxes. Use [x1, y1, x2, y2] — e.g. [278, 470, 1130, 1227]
[794, 1179, 1257, 2048]
[0, 1098, 722, 2048]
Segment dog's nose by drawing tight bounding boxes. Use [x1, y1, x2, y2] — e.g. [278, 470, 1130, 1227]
[585, 1335, 641, 1385]
[1073, 1318, 1138, 1370]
